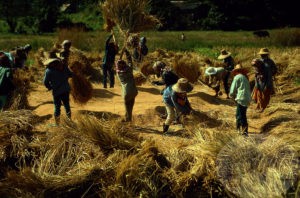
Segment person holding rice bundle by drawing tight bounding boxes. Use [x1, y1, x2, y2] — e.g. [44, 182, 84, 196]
[251, 58, 270, 112]
[218, 49, 235, 99]
[43, 58, 73, 126]
[229, 64, 251, 136]
[162, 78, 193, 133]
[0, 52, 15, 110]
[116, 49, 138, 122]
[102, 34, 118, 88]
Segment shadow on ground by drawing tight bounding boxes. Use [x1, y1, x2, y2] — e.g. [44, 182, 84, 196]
[77, 110, 121, 120]
[93, 88, 120, 98]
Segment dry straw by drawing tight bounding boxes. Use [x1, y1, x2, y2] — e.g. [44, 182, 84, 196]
[69, 73, 93, 105]
[101, 0, 160, 33]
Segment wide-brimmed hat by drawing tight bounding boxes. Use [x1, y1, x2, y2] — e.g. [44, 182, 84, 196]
[218, 49, 231, 59]
[43, 58, 61, 66]
[258, 48, 270, 55]
[172, 78, 193, 93]
[232, 64, 248, 75]
[62, 40, 71, 48]
[205, 67, 217, 76]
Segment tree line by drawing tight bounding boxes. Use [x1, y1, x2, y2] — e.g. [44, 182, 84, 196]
[0, 0, 298, 33]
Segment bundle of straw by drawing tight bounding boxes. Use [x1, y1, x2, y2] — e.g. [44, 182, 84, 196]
[140, 60, 155, 76]
[69, 73, 93, 105]
[172, 53, 201, 83]
[133, 72, 147, 86]
[101, 0, 160, 33]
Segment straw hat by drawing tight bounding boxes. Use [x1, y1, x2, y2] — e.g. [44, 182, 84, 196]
[205, 67, 217, 76]
[172, 78, 193, 93]
[218, 49, 231, 59]
[43, 58, 61, 66]
[258, 48, 270, 55]
[62, 40, 71, 48]
[231, 64, 247, 75]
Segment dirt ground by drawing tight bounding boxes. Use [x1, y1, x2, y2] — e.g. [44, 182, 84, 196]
[28, 78, 285, 149]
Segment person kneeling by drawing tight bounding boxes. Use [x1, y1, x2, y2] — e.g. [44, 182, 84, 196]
[162, 78, 193, 133]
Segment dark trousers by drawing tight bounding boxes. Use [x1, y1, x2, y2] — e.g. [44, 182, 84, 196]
[125, 98, 135, 121]
[103, 66, 114, 88]
[223, 72, 230, 95]
[53, 92, 71, 118]
[236, 103, 248, 132]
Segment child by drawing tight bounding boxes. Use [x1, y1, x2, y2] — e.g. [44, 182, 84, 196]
[229, 64, 251, 136]
[162, 78, 193, 133]
[43, 58, 73, 125]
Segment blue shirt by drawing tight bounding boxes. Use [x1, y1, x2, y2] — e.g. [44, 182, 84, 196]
[163, 86, 191, 114]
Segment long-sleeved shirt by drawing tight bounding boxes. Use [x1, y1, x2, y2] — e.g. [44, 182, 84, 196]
[154, 67, 179, 87]
[43, 66, 72, 97]
[102, 35, 117, 68]
[261, 57, 277, 90]
[229, 73, 251, 107]
[163, 86, 191, 115]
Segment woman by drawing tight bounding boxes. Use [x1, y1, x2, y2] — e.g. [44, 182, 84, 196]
[43, 58, 73, 126]
[229, 64, 251, 136]
[162, 78, 193, 133]
[251, 58, 270, 112]
[116, 51, 138, 122]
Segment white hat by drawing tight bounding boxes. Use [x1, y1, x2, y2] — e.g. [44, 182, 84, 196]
[43, 58, 60, 66]
[205, 67, 217, 76]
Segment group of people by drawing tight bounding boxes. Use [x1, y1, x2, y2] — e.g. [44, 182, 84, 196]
[0, 36, 278, 136]
[0, 44, 32, 110]
[205, 48, 277, 136]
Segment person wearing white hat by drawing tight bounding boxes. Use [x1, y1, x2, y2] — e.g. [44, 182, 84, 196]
[162, 78, 193, 133]
[229, 64, 251, 136]
[43, 58, 73, 126]
[258, 48, 277, 94]
[205, 66, 230, 98]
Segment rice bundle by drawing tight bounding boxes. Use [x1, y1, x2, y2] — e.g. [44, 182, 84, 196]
[172, 53, 201, 83]
[101, 0, 160, 33]
[69, 73, 93, 105]
[7, 69, 31, 110]
[140, 60, 155, 76]
[133, 72, 147, 86]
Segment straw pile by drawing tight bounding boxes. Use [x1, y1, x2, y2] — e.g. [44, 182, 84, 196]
[69, 73, 93, 105]
[7, 69, 31, 110]
[172, 53, 201, 83]
[101, 0, 160, 33]
[140, 60, 155, 76]
[133, 72, 147, 86]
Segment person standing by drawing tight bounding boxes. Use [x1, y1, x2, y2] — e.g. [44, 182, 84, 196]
[0, 52, 15, 110]
[258, 48, 277, 94]
[229, 64, 251, 136]
[133, 36, 148, 62]
[60, 40, 72, 67]
[251, 58, 270, 112]
[218, 49, 235, 99]
[43, 58, 73, 126]
[162, 78, 193, 133]
[116, 50, 138, 122]
[102, 34, 118, 88]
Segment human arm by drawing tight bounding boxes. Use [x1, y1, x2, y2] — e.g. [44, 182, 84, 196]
[43, 69, 52, 90]
[229, 76, 238, 99]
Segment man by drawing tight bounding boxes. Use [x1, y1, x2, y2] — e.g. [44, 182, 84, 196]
[258, 48, 277, 94]
[102, 34, 118, 88]
[229, 64, 251, 136]
[43, 58, 73, 126]
[133, 37, 148, 62]
[205, 66, 229, 98]
[218, 49, 235, 98]
[60, 40, 72, 67]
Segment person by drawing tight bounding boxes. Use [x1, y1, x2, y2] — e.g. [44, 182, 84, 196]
[251, 58, 270, 112]
[258, 48, 277, 94]
[43, 58, 73, 126]
[162, 78, 193, 133]
[116, 49, 138, 122]
[60, 40, 72, 67]
[218, 49, 235, 99]
[151, 61, 179, 92]
[0, 52, 15, 110]
[133, 36, 148, 62]
[102, 34, 118, 88]
[229, 64, 251, 136]
[1, 44, 32, 68]
[205, 66, 229, 98]
[181, 33, 186, 41]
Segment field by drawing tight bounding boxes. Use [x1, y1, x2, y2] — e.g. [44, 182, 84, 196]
[0, 29, 299, 197]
